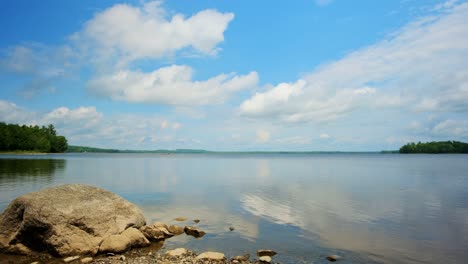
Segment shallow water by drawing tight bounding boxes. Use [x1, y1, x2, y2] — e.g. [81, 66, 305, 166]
[1, 153, 467, 264]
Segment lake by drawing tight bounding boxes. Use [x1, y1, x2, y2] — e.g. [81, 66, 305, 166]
[1, 153, 467, 264]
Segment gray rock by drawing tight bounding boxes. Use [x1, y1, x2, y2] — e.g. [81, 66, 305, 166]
[257, 249, 277, 257]
[0, 184, 146, 257]
[98, 227, 150, 253]
[184, 226, 206, 238]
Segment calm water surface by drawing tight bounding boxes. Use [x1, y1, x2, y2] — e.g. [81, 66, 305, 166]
[1, 153, 467, 264]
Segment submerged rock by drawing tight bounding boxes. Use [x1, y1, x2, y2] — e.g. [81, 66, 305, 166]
[184, 226, 206, 238]
[229, 226, 235, 231]
[257, 249, 277, 257]
[0, 184, 146, 256]
[193, 219, 200, 223]
[174, 217, 187, 221]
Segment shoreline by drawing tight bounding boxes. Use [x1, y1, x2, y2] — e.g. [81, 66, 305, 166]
[0, 244, 277, 264]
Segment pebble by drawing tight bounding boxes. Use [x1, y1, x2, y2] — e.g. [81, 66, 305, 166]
[63, 256, 80, 263]
[166, 248, 188, 257]
[326, 255, 342, 262]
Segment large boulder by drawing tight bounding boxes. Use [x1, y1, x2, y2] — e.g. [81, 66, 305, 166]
[0, 184, 146, 256]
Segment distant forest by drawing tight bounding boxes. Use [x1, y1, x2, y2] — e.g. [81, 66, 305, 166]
[399, 141, 468, 154]
[0, 122, 68, 153]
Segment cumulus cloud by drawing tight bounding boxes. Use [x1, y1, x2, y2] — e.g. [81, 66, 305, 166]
[0, 100, 184, 149]
[432, 119, 468, 137]
[74, 1, 234, 64]
[0, 100, 34, 123]
[88, 65, 258, 105]
[240, 2, 468, 123]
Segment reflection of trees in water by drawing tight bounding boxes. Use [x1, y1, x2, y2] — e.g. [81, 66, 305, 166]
[0, 159, 66, 183]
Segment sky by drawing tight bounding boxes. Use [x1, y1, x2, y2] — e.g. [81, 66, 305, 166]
[0, 0, 467, 151]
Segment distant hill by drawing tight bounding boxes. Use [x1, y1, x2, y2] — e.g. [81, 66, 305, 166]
[399, 141, 468, 154]
[66, 146, 209, 154]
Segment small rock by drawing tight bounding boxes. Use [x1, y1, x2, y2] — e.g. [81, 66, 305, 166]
[193, 219, 200, 223]
[174, 217, 187, 221]
[257, 249, 277, 257]
[30, 262, 39, 264]
[326, 255, 342, 262]
[119, 255, 126, 261]
[184, 226, 206, 238]
[229, 226, 235, 231]
[232, 253, 250, 262]
[167, 225, 185, 235]
[106, 253, 115, 256]
[232, 260, 239, 264]
[63, 256, 80, 263]
[195, 251, 225, 261]
[166, 248, 188, 257]
[80, 257, 93, 263]
[259, 256, 272, 263]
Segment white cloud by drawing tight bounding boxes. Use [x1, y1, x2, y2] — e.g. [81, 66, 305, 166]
[88, 65, 258, 105]
[256, 130, 270, 143]
[0, 100, 185, 149]
[432, 119, 468, 137]
[0, 100, 34, 124]
[240, 2, 468, 123]
[75, 1, 234, 64]
[320, 133, 331, 139]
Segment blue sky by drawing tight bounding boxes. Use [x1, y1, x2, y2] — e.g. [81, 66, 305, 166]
[1, 0, 467, 151]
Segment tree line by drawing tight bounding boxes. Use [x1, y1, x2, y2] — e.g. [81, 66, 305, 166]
[0, 122, 68, 153]
[399, 141, 468, 154]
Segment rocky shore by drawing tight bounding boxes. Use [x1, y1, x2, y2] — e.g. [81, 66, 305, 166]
[0, 184, 340, 263]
